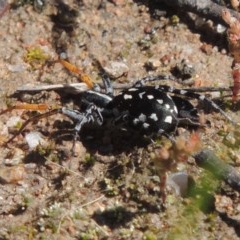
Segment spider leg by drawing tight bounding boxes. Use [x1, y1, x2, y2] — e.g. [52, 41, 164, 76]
[92, 58, 114, 96]
[132, 76, 234, 123]
[171, 96, 199, 122]
[62, 104, 104, 154]
[102, 74, 114, 96]
[133, 75, 176, 87]
[59, 55, 113, 102]
[61, 105, 103, 127]
[156, 85, 236, 124]
[59, 58, 94, 89]
[91, 73, 113, 96]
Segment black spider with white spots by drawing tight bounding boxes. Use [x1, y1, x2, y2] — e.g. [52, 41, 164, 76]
[58, 75, 233, 144]
[6, 74, 233, 148]
[107, 86, 179, 135]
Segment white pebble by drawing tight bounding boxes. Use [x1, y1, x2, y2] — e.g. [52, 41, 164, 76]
[167, 171, 189, 197]
[25, 132, 45, 149]
[103, 61, 129, 78]
[7, 64, 26, 72]
[6, 116, 22, 128]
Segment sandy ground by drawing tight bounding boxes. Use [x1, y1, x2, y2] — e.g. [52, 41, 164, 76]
[0, 0, 240, 239]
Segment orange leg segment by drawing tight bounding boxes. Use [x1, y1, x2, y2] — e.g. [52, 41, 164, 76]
[0, 103, 49, 115]
[59, 58, 94, 89]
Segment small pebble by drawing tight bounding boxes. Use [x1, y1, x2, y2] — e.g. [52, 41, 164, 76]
[216, 24, 226, 34]
[144, 58, 161, 70]
[6, 116, 21, 128]
[0, 165, 26, 184]
[25, 131, 46, 149]
[0, 121, 8, 135]
[167, 171, 189, 197]
[103, 61, 129, 78]
[215, 195, 233, 214]
[7, 63, 26, 73]
[4, 148, 24, 166]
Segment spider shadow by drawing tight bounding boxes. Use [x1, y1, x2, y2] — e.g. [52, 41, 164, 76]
[91, 203, 163, 230]
[49, 123, 167, 216]
[92, 206, 136, 229]
[51, 121, 152, 155]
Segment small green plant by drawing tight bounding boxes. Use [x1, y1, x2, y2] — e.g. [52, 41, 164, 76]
[170, 15, 180, 26]
[84, 153, 96, 167]
[25, 47, 49, 68]
[166, 170, 220, 239]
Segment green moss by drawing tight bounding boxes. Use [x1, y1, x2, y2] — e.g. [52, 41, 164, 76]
[46, 221, 58, 233]
[25, 47, 49, 68]
[15, 120, 23, 130]
[144, 49, 154, 58]
[72, 210, 86, 220]
[170, 15, 180, 26]
[119, 41, 133, 58]
[79, 234, 90, 240]
[150, 35, 159, 44]
[36, 144, 53, 157]
[78, 230, 98, 240]
[101, 178, 119, 196]
[22, 195, 33, 207]
[9, 225, 36, 239]
[143, 232, 157, 240]
[166, 170, 220, 239]
[84, 153, 96, 167]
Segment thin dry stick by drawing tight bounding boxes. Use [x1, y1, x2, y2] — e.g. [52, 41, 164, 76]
[14, 82, 131, 95]
[162, 0, 240, 25]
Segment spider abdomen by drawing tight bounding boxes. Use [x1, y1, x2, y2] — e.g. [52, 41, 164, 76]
[106, 86, 178, 134]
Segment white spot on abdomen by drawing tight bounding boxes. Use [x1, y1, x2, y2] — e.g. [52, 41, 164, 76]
[138, 113, 146, 122]
[138, 92, 145, 99]
[199, 95, 205, 100]
[164, 115, 172, 124]
[180, 90, 187, 95]
[147, 95, 154, 99]
[123, 94, 132, 100]
[133, 118, 139, 125]
[149, 113, 158, 121]
[143, 122, 150, 128]
[128, 88, 138, 91]
[165, 104, 170, 109]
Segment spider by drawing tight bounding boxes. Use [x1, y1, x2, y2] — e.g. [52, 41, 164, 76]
[1, 70, 235, 153]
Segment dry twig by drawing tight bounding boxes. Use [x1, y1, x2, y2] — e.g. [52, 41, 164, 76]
[162, 0, 240, 25]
